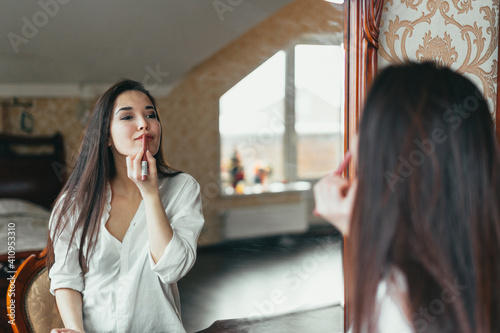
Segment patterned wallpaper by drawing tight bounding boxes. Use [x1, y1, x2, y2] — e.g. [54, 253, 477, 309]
[0, 98, 87, 165]
[378, 0, 499, 115]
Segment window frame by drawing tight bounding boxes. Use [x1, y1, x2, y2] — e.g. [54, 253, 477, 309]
[284, 34, 345, 183]
[218, 33, 345, 196]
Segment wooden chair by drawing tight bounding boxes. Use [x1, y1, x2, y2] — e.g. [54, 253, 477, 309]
[6, 249, 63, 333]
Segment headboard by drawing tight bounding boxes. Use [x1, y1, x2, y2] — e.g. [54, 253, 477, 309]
[0, 133, 65, 209]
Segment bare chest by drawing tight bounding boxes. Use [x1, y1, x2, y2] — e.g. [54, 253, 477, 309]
[105, 196, 142, 242]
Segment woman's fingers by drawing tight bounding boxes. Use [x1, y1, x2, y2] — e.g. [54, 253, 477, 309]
[126, 150, 158, 194]
[50, 329, 82, 333]
[313, 174, 355, 235]
[126, 151, 139, 179]
[345, 179, 357, 204]
[314, 175, 349, 214]
[145, 150, 157, 178]
[126, 151, 145, 180]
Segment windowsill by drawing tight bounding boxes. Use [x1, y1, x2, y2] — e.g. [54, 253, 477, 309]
[221, 181, 312, 197]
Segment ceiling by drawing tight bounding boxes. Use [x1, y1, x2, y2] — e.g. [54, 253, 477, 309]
[0, 0, 294, 96]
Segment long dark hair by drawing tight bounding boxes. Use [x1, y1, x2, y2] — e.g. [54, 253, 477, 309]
[47, 79, 181, 275]
[349, 62, 500, 333]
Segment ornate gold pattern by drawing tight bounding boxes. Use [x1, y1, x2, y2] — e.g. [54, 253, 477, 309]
[403, 0, 425, 11]
[416, 32, 458, 67]
[452, 0, 473, 14]
[379, 0, 499, 114]
[26, 269, 64, 332]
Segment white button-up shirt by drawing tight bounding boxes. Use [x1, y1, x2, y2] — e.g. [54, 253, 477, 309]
[348, 268, 413, 333]
[49, 173, 204, 333]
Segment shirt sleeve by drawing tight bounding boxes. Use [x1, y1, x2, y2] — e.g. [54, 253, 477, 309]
[148, 175, 205, 284]
[48, 204, 84, 295]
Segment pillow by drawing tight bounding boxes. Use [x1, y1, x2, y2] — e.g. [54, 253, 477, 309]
[0, 198, 51, 217]
[0, 199, 51, 254]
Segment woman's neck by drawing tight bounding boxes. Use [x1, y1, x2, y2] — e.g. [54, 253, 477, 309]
[111, 158, 142, 199]
[110, 175, 141, 198]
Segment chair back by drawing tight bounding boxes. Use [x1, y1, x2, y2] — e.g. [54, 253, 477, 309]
[7, 249, 64, 333]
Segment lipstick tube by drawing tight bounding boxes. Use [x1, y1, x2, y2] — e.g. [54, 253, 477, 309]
[334, 151, 352, 176]
[141, 136, 148, 181]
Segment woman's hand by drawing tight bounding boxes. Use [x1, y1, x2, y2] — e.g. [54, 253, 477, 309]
[50, 329, 83, 333]
[126, 149, 159, 198]
[313, 173, 357, 236]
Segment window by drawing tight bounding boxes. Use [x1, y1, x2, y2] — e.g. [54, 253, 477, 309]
[220, 40, 344, 195]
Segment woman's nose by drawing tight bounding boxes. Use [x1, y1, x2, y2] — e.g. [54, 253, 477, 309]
[138, 117, 150, 130]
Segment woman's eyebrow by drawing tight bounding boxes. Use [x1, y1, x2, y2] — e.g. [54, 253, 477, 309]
[115, 106, 133, 114]
[115, 105, 155, 114]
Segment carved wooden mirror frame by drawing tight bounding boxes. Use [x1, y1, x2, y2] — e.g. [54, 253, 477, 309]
[343, 0, 385, 331]
[498, 31, 500, 139]
[343, 1, 499, 331]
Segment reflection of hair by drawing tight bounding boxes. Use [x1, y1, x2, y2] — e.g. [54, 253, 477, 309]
[349, 62, 500, 333]
[47, 79, 181, 275]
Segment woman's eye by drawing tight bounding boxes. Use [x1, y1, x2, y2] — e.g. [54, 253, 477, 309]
[120, 116, 132, 120]
[147, 113, 157, 119]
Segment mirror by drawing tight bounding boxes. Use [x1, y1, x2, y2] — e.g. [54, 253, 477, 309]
[1, 0, 349, 332]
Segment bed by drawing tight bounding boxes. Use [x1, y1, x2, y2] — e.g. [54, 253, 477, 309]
[0, 132, 65, 253]
[0, 133, 66, 332]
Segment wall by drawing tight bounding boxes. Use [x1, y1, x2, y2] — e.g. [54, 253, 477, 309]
[157, 0, 343, 244]
[378, 0, 499, 116]
[0, 98, 87, 165]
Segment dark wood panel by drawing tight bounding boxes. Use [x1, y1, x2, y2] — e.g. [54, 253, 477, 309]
[497, 16, 500, 142]
[0, 133, 65, 209]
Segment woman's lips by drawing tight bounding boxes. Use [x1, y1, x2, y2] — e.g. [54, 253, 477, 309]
[136, 134, 153, 141]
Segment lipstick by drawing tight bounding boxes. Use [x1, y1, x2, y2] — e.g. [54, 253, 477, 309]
[141, 136, 148, 181]
[334, 150, 352, 176]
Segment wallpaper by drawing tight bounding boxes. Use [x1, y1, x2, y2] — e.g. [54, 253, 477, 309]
[378, 0, 499, 115]
[0, 98, 87, 166]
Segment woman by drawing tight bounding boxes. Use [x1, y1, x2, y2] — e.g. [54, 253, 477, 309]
[47, 79, 204, 333]
[314, 62, 500, 333]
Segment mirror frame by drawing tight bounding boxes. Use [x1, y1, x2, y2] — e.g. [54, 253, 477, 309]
[344, 1, 385, 330]
[497, 6, 500, 140]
